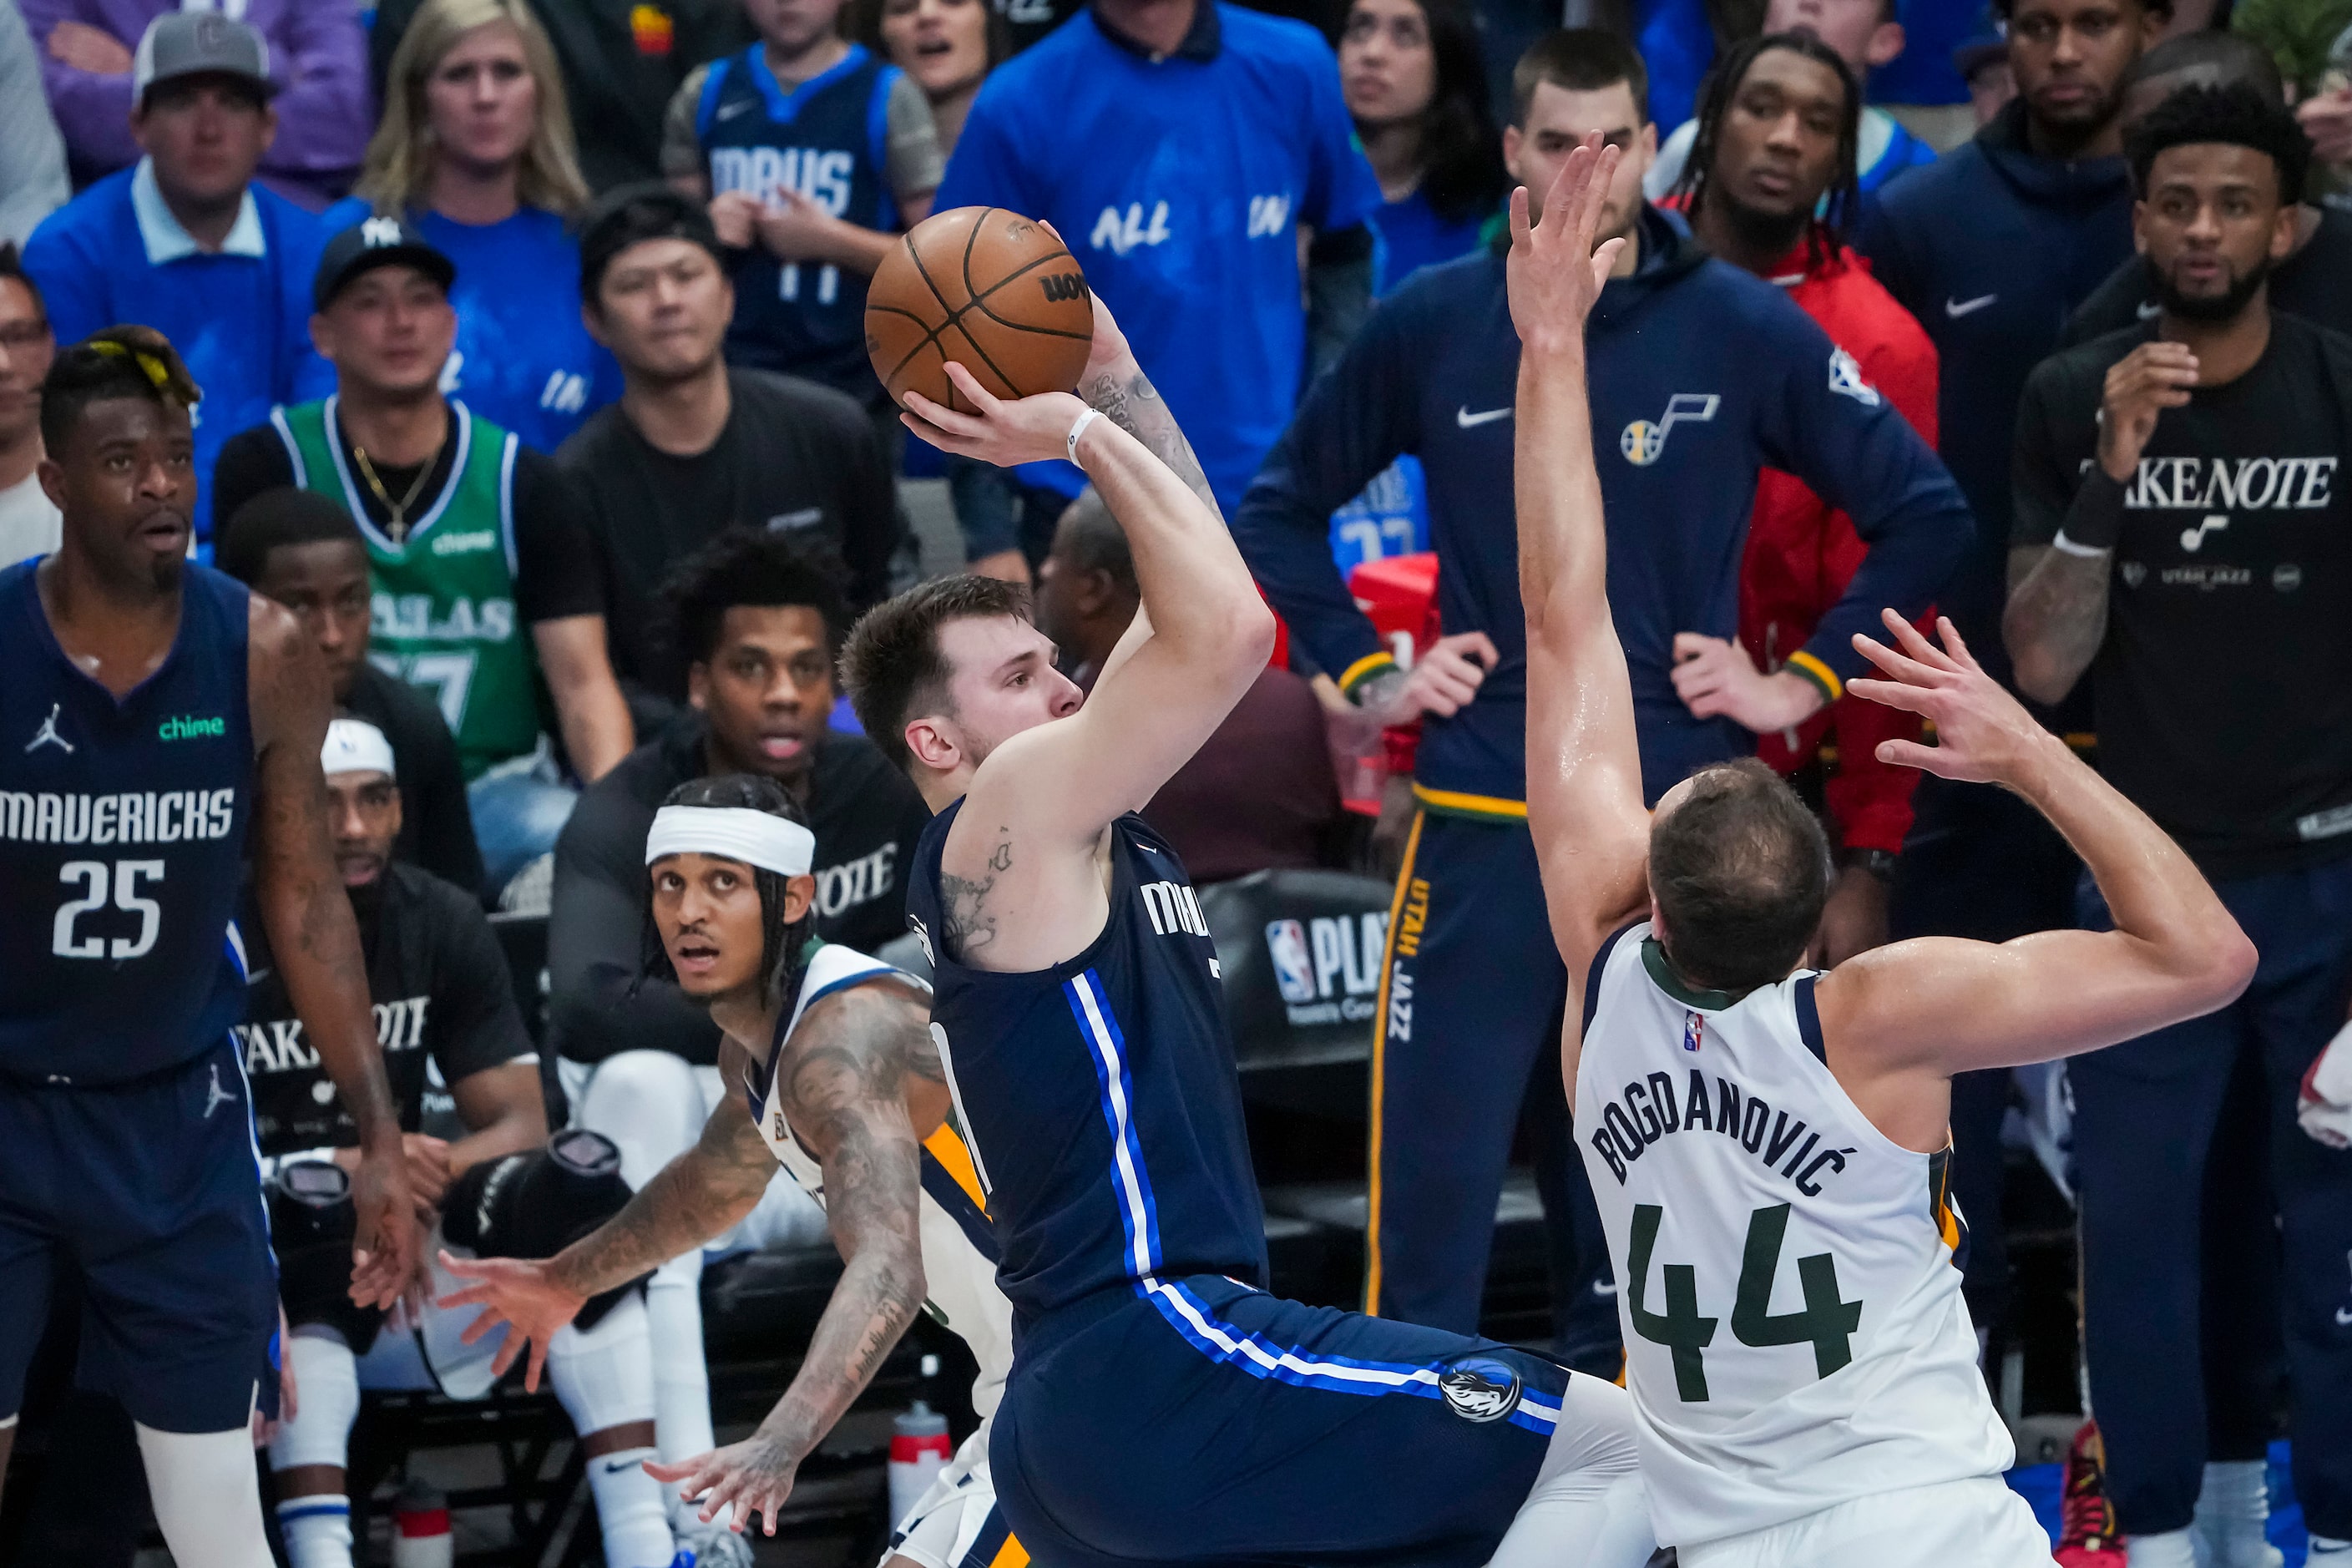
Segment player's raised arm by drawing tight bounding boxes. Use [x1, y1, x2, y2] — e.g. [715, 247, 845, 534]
[1511, 143, 1651, 1002]
[1814, 610, 2254, 1100]
[246, 599, 417, 1309]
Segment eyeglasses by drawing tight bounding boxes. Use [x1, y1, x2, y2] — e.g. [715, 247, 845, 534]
[0, 321, 52, 352]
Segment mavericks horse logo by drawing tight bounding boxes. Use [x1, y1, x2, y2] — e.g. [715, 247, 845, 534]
[1437, 1356, 1523, 1423]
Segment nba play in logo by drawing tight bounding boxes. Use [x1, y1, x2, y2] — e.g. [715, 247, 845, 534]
[1265, 914, 1387, 1027]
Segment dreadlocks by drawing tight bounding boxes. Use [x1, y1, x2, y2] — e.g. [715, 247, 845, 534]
[638, 773, 817, 1013]
[1675, 29, 1862, 269]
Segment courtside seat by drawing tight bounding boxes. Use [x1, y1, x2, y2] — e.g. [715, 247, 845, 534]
[1258, 1173, 1557, 1339]
[1201, 869, 1392, 1121]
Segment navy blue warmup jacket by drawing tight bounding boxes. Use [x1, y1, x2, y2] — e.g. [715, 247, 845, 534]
[1233, 207, 1973, 808]
[1854, 99, 2135, 688]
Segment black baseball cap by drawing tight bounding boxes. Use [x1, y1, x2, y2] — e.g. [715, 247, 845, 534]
[313, 216, 457, 311]
[576, 182, 728, 303]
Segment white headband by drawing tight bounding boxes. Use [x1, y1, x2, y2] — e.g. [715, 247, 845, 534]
[321, 717, 396, 780]
[645, 806, 815, 878]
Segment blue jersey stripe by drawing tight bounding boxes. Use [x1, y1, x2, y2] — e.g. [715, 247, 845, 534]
[1140, 1278, 1561, 1436]
[1065, 969, 1162, 1281]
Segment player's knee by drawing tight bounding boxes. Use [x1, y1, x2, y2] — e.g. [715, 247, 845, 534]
[268, 1161, 387, 1352]
[546, 1290, 655, 1436]
[443, 1130, 646, 1330]
[269, 1331, 362, 1473]
[575, 1050, 706, 1184]
[1551, 1372, 1642, 1480]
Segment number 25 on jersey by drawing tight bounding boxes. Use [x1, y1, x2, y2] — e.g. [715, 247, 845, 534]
[53, 858, 164, 959]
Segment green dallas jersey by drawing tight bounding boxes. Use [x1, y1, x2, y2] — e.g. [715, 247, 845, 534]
[272, 397, 543, 779]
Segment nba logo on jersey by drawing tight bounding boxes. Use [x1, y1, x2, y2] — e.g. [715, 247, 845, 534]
[1683, 1010, 1704, 1053]
[1266, 920, 1317, 1004]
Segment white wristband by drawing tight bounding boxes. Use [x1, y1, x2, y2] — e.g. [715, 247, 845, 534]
[1066, 407, 1102, 465]
[2050, 530, 2112, 559]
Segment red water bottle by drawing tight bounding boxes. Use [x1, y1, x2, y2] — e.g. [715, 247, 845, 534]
[888, 1355, 952, 1524]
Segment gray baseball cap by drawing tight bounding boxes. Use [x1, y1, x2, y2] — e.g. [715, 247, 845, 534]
[132, 12, 276, 105]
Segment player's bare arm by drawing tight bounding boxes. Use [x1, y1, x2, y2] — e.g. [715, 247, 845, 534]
[647, 980, 939, 1535]
[247, 594, 418, 1308]
[1813, 609, 2256, 1151]
[1510, 140, 1653, 1067]
[439, 1057, 776, 1388]
[2004, 341, 2198, 704]
[904, 304, 1277, 973]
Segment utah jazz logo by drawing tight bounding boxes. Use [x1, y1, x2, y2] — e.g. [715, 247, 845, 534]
[1039, 273, 1089, 304]
[1437, 1356, 1524, 1423]
[1620, 393, 1720, 467]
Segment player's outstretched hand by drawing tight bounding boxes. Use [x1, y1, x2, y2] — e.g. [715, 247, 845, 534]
[645, 1431, 804, 1537]
[1505, 135, 1624, 360]
[436, 1251, 588, 1393]
[1848, 609, 2053, 787]
[347, 1143, 420, 1311]
[902, 362, 1090, 470]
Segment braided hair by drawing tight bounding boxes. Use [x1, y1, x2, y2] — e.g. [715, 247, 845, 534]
[637, 773, 818, 1014]
[1674, 29, 1862, 269]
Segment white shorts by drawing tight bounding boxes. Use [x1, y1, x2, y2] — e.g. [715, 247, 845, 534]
[887, 1422, 1017, 1568]
[1679, 1476, 2054, 1568]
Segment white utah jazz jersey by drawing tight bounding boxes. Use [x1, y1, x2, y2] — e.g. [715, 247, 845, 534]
[1576, 923, 2011, 1548]
[742, 945, 1014, 1418]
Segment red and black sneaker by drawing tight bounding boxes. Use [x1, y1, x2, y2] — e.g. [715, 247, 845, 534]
[2056, 1419, 2126, 1565]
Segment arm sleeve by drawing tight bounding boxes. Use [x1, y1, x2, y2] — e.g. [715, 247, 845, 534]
[256, 0, 372, 183]
[660, 64, 711, 185]
[1228, 299, 1419, 694]
[430, 897, 536, 1082]
[546, 790, 724, 1067]
[409, 696, 488, 897]
[0, 0, 69, 247]
[1753, 306, 1973, 701]
[210, 426, 298, 541]
[509, 453, 609, 624]
[882, 69, 943, 204]
[24, 0, 138, 175]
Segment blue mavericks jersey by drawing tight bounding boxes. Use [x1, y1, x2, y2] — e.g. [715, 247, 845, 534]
[700, 43, 898, 398]
[0, 561, 254, 1086]
[906, 803, 1268, 1327]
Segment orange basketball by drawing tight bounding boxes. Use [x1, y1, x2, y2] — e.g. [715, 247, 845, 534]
[866, 206, 1095, 414]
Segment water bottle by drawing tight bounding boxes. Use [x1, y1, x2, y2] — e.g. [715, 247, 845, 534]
[390, 1478, 453, 1568]
[888, 1356, 952, 1524]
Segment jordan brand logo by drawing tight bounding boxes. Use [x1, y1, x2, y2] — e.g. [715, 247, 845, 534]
[24, 704, 71, 754]
[203, 1064, 237, 1119]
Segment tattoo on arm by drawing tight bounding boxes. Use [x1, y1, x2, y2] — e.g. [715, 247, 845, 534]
[549, 1096, 772, 1298]
[1081, 364, 1219, 517]
[2006, 544, 2112, 701]
[939, 836, 1011, 961]
[748, 985, 933, 1464]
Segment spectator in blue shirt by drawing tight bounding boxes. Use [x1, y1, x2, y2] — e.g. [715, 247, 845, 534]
[1343, 0, 1505, 293]
[23, 10, 330, 546]
[325, 0, 622, 455]
[933, 0, 1385, 527]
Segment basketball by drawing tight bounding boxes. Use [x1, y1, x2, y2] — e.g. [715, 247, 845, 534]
[865, 205, 1095, 414]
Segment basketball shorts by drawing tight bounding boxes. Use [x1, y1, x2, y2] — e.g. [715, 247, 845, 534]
[990, 1273, 1581, 1567]
[888, 1420, 1026, 1568]
[1678, 1475, 2055, 1568]
[0, 1034, 278, 1433]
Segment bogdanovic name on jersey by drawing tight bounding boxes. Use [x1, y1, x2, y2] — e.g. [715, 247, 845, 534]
[373, 592, 515, 645]
[0, 787, 237, 845]
[1586, 1064, 1857, 1196]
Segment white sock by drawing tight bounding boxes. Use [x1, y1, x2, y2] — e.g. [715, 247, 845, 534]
[134, 1422, 276, 1568]
[2194, 1459, 2274, 1567]
[275, 1495, 354, 1568]
[584, 1446, 675, 1567]
[268, 1332, 362, 1473]
[2127, 1526, 2202, 1568]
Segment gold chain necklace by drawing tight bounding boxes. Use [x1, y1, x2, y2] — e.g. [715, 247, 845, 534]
[352, 444, 433, 544]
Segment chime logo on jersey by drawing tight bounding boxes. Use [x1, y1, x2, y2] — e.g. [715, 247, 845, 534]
[1683, 1010, 1704, 1053]
[1437, 1356, 1523, 1423]
[1620, 393, 1720, 467]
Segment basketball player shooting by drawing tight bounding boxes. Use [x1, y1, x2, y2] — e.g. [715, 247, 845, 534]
[0, 327, 417, 1568]
[1512, 139, 2258, 1568]
[836, 295, 1654, 1568]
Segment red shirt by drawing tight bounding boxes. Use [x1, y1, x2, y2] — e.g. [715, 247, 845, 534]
[1739, 236, 1940, 854]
